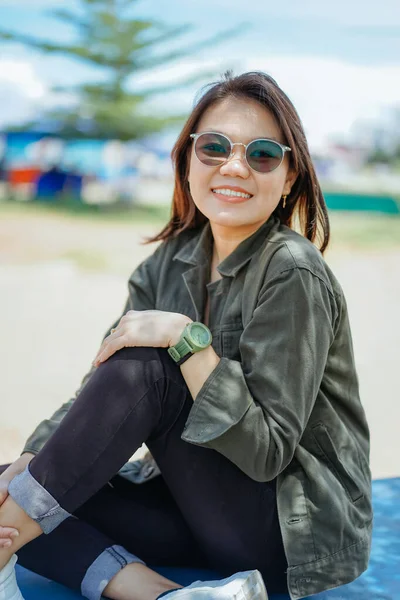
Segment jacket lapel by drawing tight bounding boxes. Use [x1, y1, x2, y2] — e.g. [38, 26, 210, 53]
[182, 264, 208, 322]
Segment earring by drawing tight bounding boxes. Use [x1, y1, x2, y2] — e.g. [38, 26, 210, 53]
[282, 195, 287, 209]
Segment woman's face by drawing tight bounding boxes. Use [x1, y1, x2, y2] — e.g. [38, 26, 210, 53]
[188, 97, 296, 233]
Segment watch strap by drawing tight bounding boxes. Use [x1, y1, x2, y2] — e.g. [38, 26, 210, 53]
[168, 322, 212, 366]
[176, 351, 194, 366]
[174, 337, 193, 357]
[167, 333, 193, 364]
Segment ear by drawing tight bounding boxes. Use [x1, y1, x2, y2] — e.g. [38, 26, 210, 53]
[282, 169, 297, 197]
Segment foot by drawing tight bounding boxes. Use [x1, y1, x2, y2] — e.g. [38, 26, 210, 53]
[160, 570, 268, 600]
[0, 555, 25, 600]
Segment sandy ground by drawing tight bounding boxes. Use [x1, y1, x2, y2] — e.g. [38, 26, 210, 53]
[0, 213, 399, 479]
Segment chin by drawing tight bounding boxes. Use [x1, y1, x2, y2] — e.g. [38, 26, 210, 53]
[196, 200, 267, 229]
[208, 212, 261, 229]
[208, 202, 255, 217]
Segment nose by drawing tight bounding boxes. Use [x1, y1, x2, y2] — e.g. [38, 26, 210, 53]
[219, 145, 250, 179]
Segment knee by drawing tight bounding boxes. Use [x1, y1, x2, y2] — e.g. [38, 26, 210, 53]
[108, 345, 160, 364]
[103, 346, 162, 377]
[99, 346, 176, 386]
[101, 346, 185, 389]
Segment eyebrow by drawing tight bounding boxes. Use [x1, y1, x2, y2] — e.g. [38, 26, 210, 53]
[199, 129, 282, 143]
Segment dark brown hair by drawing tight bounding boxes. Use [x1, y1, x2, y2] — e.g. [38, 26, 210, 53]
[146, 70, 330, 253]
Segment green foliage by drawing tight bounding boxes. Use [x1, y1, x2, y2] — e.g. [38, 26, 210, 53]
[366, 145, 400, 169]
[0, 0, 247, 139]
[328, 211, 400, 249]
[0, 194, 171, 224]
[2, 198, 399, 252]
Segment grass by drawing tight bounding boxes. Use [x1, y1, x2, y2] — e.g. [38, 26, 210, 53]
[328, 212, 400, 251]
[0, 197, 171, 226]
[59, 249, 110, 271]
[1, 198, 400, 255]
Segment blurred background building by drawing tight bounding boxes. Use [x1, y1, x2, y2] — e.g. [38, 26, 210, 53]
[0, 0, 399, 212]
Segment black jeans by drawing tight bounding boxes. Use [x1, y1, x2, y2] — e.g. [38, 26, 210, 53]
[2, 347, 288, 596]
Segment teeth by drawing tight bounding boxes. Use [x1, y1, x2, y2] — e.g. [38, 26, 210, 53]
[212, 188, 251, 199]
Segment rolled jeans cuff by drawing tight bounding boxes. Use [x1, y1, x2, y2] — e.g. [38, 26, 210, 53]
[8, 465, 71, 534]
[81, 545, 144, 600]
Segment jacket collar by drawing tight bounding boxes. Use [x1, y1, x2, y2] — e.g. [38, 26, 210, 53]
[173, 214, 278, 277]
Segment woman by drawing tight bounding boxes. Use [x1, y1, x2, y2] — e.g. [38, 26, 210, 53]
[0, 71, 372, 600]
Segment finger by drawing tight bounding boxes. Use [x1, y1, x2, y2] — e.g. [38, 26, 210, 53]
[0, 527, 19, 539]
[0, 490, 8, 506]
[0, 539, 13, 548]
[93, 341, 109, 364]
[95, 337, 129, 365]
[96, 327, 127, 360]
[93, 328, 119, 364]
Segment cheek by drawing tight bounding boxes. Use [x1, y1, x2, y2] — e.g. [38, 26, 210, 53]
[188, 149, 196, 177]
[188, 153, 200, 189]
[188, 156, 212, 193]
[257, 170, 286, 198]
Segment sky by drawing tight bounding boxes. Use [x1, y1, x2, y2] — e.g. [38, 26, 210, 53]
[0, 0, 399, 150]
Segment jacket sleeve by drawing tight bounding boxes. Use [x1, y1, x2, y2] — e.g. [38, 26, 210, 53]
[22, 247, 161, 456]
[181, 266, 338, 482]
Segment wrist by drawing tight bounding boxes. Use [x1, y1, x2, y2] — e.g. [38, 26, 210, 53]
[180, 342, 219, 369]
[168, 315, 193, 348]
[14, 453, 34, 471]
[1, 455, 32, 481]
[21, 452, 35, 461]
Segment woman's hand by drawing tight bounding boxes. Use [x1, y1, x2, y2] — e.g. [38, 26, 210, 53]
[0, 452, 35, 547]
[93, 310, 192, 367]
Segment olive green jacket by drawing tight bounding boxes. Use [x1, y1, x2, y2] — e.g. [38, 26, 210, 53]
[23, 215, 372, 599]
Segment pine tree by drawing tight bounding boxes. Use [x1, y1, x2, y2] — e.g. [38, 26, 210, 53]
[0, 0, 245, 139]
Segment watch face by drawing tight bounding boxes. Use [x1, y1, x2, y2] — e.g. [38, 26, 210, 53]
[190, 323, 212, 347]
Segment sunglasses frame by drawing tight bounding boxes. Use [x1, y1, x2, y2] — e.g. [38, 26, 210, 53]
[190, 131, 291, 174]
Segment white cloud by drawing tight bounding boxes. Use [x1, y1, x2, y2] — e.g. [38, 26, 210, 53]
[0, 59, 46, 100]
[241, 57, 400, 149]
[1, 55, 400, 152]
[0, 59, 47, 128]
[139, 55, 400, 149]
[0, 58, 77, 129]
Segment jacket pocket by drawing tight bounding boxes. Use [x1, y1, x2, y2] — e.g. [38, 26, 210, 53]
[311, 423, 363, 503]
[221, 327, 243, 360]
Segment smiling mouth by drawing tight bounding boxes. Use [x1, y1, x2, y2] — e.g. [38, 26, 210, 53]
[211, 188, 253, 200]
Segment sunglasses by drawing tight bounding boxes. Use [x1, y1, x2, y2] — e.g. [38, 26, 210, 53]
[190, 131, 291, 174]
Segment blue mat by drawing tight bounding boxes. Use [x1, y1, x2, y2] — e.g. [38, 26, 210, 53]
[16, 478, 400, 600]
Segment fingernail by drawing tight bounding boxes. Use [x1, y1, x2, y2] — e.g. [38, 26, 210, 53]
[4, 540, 12, 548]
[10, 531, 19, 538]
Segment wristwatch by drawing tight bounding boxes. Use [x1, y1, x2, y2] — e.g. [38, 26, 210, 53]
[168, 322, 212, 366]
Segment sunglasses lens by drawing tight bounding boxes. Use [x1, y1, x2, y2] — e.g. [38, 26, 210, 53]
[247, 140, 284, 173]
[195, 133, 230, 166]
